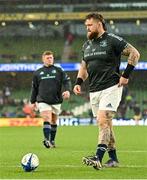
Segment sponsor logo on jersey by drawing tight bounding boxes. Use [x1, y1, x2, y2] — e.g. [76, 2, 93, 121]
[84, 51, 106, 58]
[41, 74, 56, 79]
[40, 71, 44, 75]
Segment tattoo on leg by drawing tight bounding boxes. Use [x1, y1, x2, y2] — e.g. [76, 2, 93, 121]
[99, 126, 110, 145]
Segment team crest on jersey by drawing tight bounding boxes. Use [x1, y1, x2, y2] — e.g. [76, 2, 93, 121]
[52, 70, 56, 74]
[100, 40, 107, 47]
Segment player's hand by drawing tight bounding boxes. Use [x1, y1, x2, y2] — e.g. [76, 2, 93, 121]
[73, 85, 82, 95]
[118, 76, 129, 87]
[62, 91, 70, 100]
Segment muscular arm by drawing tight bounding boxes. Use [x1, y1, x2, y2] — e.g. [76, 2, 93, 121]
[118, 43, 140, 86]
[122, 43, 140, 66]
[77, 60, 88, 81]
[73, 60, 88, 95]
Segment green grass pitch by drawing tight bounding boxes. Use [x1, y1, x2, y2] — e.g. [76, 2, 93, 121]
[0, 125, 147, 179]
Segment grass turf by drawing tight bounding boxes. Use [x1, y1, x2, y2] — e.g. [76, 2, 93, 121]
[0, 125, 147, 179]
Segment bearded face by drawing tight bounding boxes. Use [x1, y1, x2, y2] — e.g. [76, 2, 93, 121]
[85, 18, 100, 40]
[87, 31, 99, 40]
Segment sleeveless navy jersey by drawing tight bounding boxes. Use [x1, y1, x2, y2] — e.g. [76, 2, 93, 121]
[30, 65, 71, 104]
[82, 32, 128, 92]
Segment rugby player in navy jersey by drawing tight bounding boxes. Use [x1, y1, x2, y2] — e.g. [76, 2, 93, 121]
[30, 51, 71, 148]
[73, 13, 140, 169]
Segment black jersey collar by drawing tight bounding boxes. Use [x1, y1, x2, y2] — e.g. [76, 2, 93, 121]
[93, 31, 107, 41]
[43, 65, 54, 68]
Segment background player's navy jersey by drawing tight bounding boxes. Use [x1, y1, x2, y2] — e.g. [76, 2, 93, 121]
[82, 32, 128, 92]
[30, 65, 71, 104]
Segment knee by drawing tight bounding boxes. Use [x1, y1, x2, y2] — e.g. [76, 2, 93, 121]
[98, 121, 109, 129]
[50, 113, 57, 124]
[40, 111, 51, 122]
[97, 111, 115, 128]
[50, 119, 57, 124]
[106, 111, 115, 119]
[97, 117, 109, 129]
[42, 116, 50, 122]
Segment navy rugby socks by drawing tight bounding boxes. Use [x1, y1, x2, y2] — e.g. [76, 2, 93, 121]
[96, 144, 107, 163]
[50, 124, 57, 143]
[43, 121, 51, 140]
[108, 149, 118, 162]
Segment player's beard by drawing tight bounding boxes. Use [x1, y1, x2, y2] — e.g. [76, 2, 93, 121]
[87, 31, 99, 40]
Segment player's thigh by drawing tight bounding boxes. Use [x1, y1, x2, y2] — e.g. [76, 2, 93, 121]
[40, 110, 52, 122]
[52, 104, 61, 115]
[50, 104, 61, 124]
[38, 103, 52, 122]
[99, 85, 123, 112]
[89, 91, 101, 117]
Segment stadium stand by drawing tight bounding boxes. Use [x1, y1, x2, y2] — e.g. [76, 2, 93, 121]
[0, 1, 146, 121]
[0, 35, 147, 62]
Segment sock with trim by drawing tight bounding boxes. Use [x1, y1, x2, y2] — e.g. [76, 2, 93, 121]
[43, 121, 51, 140]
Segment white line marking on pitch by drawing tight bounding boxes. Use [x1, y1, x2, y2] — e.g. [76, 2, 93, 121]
[1, 164, 147, 168]
[119, 150, 147, 153]
[72, 150, 147, 153]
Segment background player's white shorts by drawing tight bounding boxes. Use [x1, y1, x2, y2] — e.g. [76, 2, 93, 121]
[38, 102, 61, 115]
[90, 84, 123, 117]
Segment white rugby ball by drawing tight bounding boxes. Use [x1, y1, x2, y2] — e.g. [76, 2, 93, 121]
[21, 153, 39, 172]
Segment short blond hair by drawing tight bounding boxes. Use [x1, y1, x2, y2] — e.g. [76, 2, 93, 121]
[42, 51, 54, 56]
